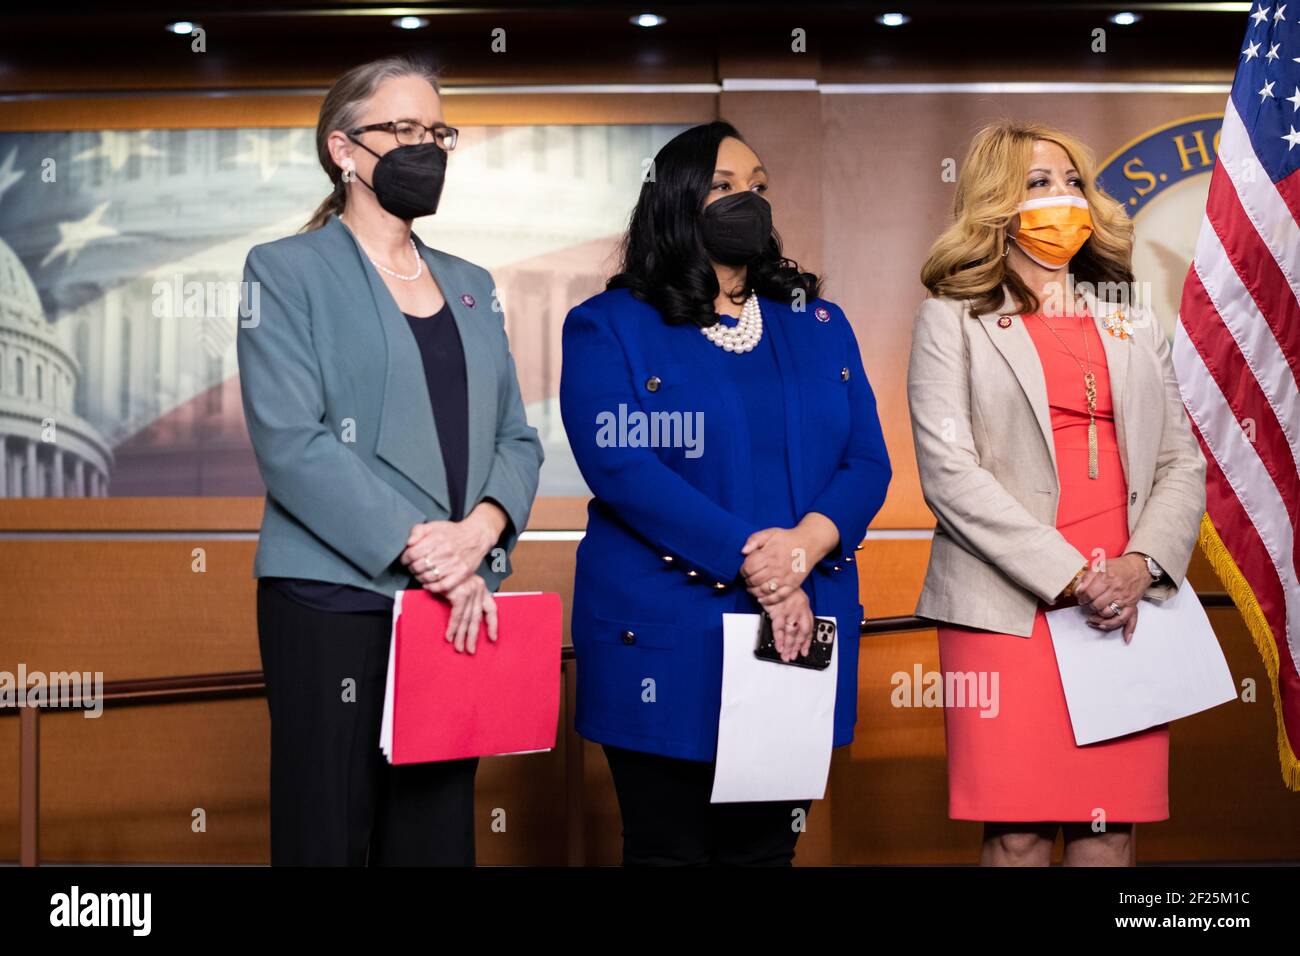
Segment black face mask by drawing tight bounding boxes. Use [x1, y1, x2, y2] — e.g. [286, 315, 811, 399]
[700, 191, 772, 265]
[347, 136, 447, 220]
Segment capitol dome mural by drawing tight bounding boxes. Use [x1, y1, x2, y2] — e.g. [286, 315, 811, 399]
[0, 235, 111, 497]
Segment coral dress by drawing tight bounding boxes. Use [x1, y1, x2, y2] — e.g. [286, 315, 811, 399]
[937, 311, 1170, 822]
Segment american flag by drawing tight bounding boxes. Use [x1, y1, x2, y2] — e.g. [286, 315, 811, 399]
[1176, 2, 1300, 789]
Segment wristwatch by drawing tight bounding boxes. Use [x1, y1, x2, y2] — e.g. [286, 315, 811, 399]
[1141, 554, 1164, 581]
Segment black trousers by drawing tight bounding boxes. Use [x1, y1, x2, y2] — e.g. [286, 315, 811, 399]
[602, 744, 812, 866]
[257, 581, 479, 866]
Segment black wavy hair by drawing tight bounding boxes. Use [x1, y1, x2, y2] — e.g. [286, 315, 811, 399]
[606, 120, 822, 328]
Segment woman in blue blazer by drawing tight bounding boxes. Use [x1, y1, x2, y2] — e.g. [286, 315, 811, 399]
[560, 121, 891, 865]
[237, 57, 543, 866]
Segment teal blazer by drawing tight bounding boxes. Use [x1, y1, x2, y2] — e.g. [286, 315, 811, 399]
[236, 213, 544, 596]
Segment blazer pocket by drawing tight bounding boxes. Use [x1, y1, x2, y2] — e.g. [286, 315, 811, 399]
[580, 614, 677, 736]
[802, 359, 853, 436]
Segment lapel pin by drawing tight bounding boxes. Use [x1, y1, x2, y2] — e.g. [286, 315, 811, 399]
[997, 315, 1012, 329]
[460, 293, 476, 308]
[815, 306, 830, 322]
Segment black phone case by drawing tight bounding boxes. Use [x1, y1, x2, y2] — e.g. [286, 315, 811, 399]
[753, 612, 835, 670]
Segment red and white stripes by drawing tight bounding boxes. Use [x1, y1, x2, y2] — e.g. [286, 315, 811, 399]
[1176, 95, 1300, 783]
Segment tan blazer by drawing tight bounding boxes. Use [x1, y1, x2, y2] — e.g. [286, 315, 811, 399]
[906, 286, 1207, 637]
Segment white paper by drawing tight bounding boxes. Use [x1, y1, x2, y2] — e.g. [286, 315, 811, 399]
[1046, 580, 1236, 745]
[710, 613, 839, 803]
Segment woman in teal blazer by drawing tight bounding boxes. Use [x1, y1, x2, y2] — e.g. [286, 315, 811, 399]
[236, 56, 542, 866]
[560, 122, 892, 865]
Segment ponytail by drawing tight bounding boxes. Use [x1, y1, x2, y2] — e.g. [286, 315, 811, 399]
[301, 178, 347, 233]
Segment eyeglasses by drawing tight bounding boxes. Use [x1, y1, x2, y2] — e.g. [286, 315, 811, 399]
[348, 120, 458, 151]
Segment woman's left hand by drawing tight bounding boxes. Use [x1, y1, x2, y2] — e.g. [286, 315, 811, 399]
[740, 513, 839, 607]
[767, 586, 815, 662]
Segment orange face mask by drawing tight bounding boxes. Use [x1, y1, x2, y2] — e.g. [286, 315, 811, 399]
[1010, 195, 1093, 269]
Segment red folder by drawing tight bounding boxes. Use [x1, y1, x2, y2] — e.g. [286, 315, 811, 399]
[382, 590, 562, 764]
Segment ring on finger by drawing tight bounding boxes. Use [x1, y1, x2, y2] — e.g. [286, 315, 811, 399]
[1107, 601, 1123, 617]
[768, 581, 778, 593]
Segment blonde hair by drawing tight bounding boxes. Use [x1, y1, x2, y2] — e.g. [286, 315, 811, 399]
[920, 120, 1134, 317]
[300, 56, 442, 232]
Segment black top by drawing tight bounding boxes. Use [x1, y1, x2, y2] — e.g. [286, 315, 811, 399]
[265, 301, 470, 614]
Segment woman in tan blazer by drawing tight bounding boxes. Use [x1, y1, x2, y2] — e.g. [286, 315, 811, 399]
[908, 121, 1206, 866]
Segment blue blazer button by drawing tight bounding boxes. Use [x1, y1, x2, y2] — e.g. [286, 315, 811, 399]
[621, 629, 636, 645]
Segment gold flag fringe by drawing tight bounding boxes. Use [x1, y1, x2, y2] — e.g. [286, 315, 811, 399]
[1198, 513, 1300, 791]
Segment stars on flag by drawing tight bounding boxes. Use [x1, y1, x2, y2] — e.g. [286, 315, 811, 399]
[0, 148, 22, 206]
[228, 130, 315, 183]
[39, 201, 118, 267]
[72, 131, 162, 173]
[1239, 0, 1300, 145]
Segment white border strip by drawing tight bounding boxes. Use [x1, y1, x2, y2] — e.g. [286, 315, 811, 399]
[818, 81, 1232, 95]
[721, 78, 819, 92]
[451, 81, 1232, 96]
[0, 81, 1235, 103]
[445, 83, 721, 95]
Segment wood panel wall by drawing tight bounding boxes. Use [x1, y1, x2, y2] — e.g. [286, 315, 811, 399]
[0, 497, 1295, 865]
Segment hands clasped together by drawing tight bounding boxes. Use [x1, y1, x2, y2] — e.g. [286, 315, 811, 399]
[738, 513, 841, 664]
[398, 503, 508, 654]
[1070, 553, 1154, 644]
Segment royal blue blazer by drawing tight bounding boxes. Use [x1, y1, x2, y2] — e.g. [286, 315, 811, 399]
[559, 287, 892, 761]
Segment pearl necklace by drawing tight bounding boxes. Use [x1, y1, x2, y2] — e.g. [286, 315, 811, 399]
[701, 293, 762, 353]
[368, 237, 423, 282]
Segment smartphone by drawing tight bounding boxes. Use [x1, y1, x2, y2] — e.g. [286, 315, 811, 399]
[753, 612, 835, 670]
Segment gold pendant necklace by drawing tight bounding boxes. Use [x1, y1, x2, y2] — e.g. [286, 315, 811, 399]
[1035, 314, 1099, 479]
